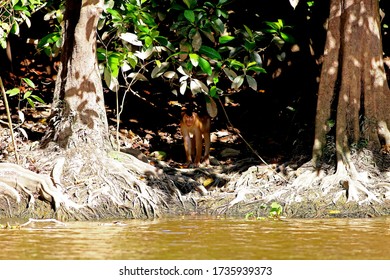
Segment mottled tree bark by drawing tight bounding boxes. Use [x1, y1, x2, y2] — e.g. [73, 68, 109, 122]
[313, 0, 390, 168]
[42, 0, 110, 150]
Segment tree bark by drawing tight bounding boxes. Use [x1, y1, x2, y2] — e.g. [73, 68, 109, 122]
[42, 0, 110, 150]
[33, 0, 167, 219]
[313, 0, 390, 166]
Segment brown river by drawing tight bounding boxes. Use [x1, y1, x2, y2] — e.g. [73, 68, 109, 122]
[1, 216, 390, 260]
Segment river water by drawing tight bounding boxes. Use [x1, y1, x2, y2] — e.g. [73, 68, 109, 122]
[1, 216, 390, 260]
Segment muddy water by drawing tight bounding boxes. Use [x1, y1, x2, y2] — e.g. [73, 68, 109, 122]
[0, 217, 390, 260]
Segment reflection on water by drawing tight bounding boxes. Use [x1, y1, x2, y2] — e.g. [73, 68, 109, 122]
[0, 217, 389, 260]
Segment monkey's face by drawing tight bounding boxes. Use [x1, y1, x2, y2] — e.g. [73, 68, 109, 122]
[183, 113, 196, 127]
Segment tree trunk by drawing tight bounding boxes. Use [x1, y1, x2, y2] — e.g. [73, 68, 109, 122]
[307, 0, 390, 202]
[314, 0, 390, 164]
[32, 0, 168, 219]
[42, 0, 110, 150]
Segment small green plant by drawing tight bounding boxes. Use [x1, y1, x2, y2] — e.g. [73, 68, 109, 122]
[245, 212, 255, 220]
[6, 77, 45, 108]
[268, 202, 283, 219]
[244, 202, 284, 221]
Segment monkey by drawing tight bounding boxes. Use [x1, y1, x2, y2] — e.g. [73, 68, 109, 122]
[180, 107, 211, 167]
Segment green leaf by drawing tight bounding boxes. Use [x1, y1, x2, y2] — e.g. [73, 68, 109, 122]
[269, 202, 283, 216]
[6, 88, 20, 96]
[199, 45, 221, 60]
[280, 32, 295, 43]
[211, 18, 224, 34]
[1, 40, 6, 49]
[22, 78, 35, 88]
[155, 36, 169, 47]
[204, 2, 215, 8]
[218, 0, 229, 5]
[38, 32, 61, 49]
[243, 25, 253, 38]
[210, 86, 218, 98]
[104, 67, 119, 92]
[232, 75, 244, 90]
[170, 3, 185, 10]
[138, 25, 150, 34]
[247, 65, 266, 73]
[222, 68, 237, 81]
[327, 119, 335, 128]
[127, 53, 138, 69]
[27, 98, 35, 108]
[189, 53, 199, 67]
[183, 0, 196, 9]
[144, 36, 153, 47]
[107, 53, 121, 77]
[198, 57, 212, 75]
[264, 21, 281, 31]
[13, 5, 27, 11]
[251, 52, 263, 66]
[244, 40, 256, 51]
[23, 90, 32, 99]
[219, 35, 234, 44]
[307, 1, 314, 7]
[107, 8, 122, 21]
[246, 75, 257, 91]
[229, 59, 245, 70]
[11, 22, 20, 35]
[216, 8, 228, 18]
[151, 61, 170, 78]
[30, 94, 45, 104]
[184, 10, 195, 23]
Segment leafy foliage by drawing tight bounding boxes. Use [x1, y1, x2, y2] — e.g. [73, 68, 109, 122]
[5, 77, 45, 108]
[1, 0, 296, 106]
[94, 0, 293, 101]
[0, 0, 46, 49]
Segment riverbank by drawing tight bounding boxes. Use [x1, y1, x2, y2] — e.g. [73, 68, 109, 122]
[1, 136, 390, 221]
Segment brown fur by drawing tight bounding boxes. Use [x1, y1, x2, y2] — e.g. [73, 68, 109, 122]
[180, 110, 211, 166]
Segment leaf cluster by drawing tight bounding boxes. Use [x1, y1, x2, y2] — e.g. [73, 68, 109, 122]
[0, 0, 45, 49]
[92, 0, 294, 99]
[1, 0, 296, 105]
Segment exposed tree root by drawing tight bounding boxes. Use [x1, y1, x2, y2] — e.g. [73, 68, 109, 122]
[0, 135, 176, 220]
[0, 162, 81, 210]
[197, 148, 390, 218]
[1, 127, 390, 220]
[34, 144, 173, 219]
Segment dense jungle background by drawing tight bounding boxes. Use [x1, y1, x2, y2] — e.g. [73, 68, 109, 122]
[1, 0, 390, 219]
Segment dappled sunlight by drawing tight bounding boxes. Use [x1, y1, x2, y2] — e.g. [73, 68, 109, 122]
[370, 57, 386, 88]
[367, 17, 381, 38]
[326, 60, 338, 75]
[326, 35, 338, 52]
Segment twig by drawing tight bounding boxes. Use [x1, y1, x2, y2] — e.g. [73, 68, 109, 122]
[217, 98, 288, 182]
[0, 76, 20, 164]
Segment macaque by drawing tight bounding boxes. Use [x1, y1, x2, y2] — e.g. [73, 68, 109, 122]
[180, 108, 211, 167]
